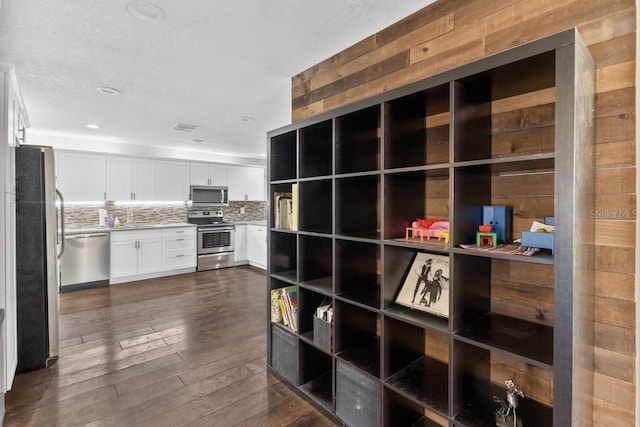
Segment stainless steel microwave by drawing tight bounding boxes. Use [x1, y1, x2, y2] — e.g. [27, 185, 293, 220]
[190, 185, 229, 207]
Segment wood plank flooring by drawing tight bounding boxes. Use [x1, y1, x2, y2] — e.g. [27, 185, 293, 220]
[4, 266, 337, 427]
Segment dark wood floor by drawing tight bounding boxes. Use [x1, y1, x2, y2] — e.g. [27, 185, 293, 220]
[4, 266, 337, 427]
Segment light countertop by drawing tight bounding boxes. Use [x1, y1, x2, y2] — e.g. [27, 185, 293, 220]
[65, 223, 196, 235]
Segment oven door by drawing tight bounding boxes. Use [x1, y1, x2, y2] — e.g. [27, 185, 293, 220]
[198, 227, 234, 254]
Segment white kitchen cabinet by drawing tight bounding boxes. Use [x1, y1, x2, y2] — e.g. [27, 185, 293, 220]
[57, 152, 107, 201]
[246, 167, 265, 201]
[110, 229, 162, 283]
[157, 161, 190, 201]
[247, 224, 267, 269]
[132, 159, 156, 200]
[106, 156, 132, 200]
[233, 224, 247, 264]
[227, 166, 265, 201]
[190, 163, 227, 186]
[1, 67, 25, 393]
[162, 227, 196, 270]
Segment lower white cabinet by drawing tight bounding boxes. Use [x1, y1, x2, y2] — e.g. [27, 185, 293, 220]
[234, 224, 247, 264]
[110, 230, 162, 283]
[247, 225, 267, 269]
[110, 226, 196, 284]
[162, 227, 196, 270]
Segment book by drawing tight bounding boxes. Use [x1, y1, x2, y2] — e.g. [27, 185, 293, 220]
[281, 286, 298, 332]
[291, 184, 298, 231]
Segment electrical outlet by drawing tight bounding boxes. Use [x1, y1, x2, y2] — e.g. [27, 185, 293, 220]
[240, 207, 246, 215]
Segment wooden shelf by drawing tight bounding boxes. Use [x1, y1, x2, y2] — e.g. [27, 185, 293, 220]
[267, 28, 594, 426]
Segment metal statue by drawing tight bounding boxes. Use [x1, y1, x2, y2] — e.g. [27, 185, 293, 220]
[493, 378, 524, 427]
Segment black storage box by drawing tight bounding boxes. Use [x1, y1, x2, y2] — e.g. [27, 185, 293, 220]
[271, 326, 298, 384]
[336, 361, 381, 427]
[313, 315, 332, 352]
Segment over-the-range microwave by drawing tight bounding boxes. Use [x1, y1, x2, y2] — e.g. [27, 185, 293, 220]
[190, 185, 229, 207]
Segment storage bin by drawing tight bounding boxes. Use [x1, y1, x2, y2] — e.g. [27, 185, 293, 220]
[336, 361, 381, 427]
[313, 315, 332, 352]
[271, 326, 298, 384]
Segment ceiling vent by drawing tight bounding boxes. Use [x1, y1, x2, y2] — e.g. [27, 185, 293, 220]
[174, 123, 199, 132]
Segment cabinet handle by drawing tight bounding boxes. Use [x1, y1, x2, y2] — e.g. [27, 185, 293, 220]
[104, 192, 106, 200]
[176, 231, 185, 234]
[177, 238, 184, 241]
[176, 254, 184, 258]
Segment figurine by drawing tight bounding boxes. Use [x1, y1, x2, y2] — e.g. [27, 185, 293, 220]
[494, 378, 524, 427]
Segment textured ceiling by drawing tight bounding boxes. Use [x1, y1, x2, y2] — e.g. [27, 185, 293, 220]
[0, 0, 434, 165]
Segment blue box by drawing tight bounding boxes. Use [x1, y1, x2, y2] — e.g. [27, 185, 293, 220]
[521, 217, 555, 253]
[482, 205, 511, 243]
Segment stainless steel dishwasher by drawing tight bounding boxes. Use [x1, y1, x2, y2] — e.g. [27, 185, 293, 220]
[60, 233, 110, 292]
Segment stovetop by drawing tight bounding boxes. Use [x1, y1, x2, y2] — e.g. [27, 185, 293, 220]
[187, 210, 234, 228]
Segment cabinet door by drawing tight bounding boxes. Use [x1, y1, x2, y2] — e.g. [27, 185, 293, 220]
[234, 224, 247, 263]
[246, 167, 265, 201]
[3, 192, 17, 391]
[157, 161, 189, 201]
[247, 225, 267, 269]
[132, 159, 156, 200]
[106, 156, 132, 200]
[227, 166, 246, 201]
[57, 152, 107, 201]
[210, 165, 228, 186]
[190, 163, 210, 186]
[110, 239, 138, 278]
[4, 78, 17, 194]
[137, 236, 162, 275]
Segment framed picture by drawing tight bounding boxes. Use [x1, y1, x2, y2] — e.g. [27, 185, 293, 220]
[395, 252, 450, 318]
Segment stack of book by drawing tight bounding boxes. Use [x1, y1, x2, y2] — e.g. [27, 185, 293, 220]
[270, 286, 298, 332]
[272, 184, 297, 230]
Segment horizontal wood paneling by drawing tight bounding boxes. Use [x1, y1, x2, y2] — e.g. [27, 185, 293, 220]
[290, 0, 636, 422]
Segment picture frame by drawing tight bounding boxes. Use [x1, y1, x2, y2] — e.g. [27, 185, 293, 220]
[394, 252, 450, 318]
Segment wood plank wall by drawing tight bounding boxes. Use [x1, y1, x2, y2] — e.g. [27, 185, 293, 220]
[290, 1, 636, 426]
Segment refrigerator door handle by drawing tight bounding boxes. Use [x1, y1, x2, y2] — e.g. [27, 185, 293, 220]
[56, 188, 65, 258]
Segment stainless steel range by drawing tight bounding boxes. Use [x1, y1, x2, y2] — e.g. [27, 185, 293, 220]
[187, 210, 235, 271]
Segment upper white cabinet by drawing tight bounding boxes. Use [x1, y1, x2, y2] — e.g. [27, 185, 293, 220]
[106, 156, 132, 200]
[106, 158, 189, 201]
[227, 166, 265, 201]
[246, 167, 265, 201]
[106, 157, 156, 201]
[190, 163, 227, 186]
[132, 158, 156, 200]
[57, 152, 107, 201]
[156, 161, 189, 201]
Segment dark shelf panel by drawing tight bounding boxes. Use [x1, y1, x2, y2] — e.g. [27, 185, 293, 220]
[338, 336, 381, 377]
[386, 357, 449, 414]
[385, 238, 450, 254]
[300, 372, 333, 412]
[299, 277, 333, 295]
[336, 105, 381, 174]
[299, 120, 333, 179]
[454, 381, 553, 427]
[455, 313, 553, 368]
[452, 247, 554, 265]
[336, 286, 380, 309]
[270, 130, 297, 181]
[271, 270, 297, 284]
[384, 305, 449, 333]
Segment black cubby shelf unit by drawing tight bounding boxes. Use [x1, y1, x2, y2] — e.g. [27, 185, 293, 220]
[267, 29, 594, 426]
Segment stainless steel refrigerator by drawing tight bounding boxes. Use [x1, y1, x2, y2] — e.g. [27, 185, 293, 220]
[15, 145, 61, 373]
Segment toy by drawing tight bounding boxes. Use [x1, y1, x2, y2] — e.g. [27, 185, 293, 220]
[493, 378, 525, 427]
[476, 225, 497, 248]
[405, 218, 450, 243]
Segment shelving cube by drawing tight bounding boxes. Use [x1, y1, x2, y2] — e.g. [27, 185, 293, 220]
[267, 29, 594, 427]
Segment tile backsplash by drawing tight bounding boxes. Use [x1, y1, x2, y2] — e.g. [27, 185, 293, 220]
[64, 201, 266, 229]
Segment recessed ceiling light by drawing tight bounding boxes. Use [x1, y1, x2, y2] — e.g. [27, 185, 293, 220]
[239, 116, 254, 122]
[127, 1, 165, 22]
[86, 124, 100, 129]
[97, 86, 121, 95]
